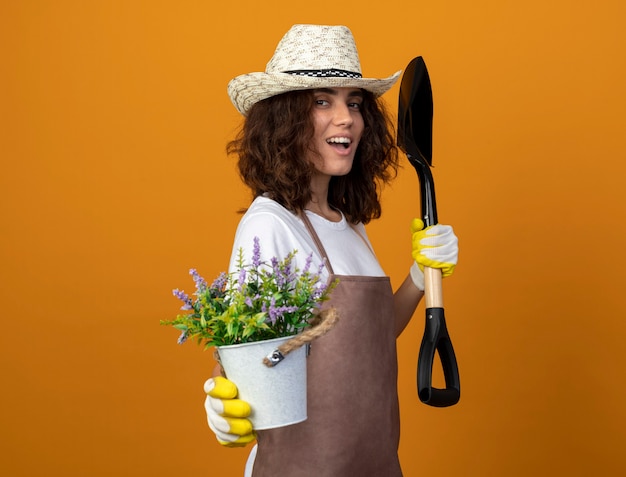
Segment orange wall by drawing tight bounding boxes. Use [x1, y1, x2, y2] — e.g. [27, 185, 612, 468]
[2, 1, 625, 476]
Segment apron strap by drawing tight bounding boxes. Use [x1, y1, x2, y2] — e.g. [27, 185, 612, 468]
[299, 211, 335, 276]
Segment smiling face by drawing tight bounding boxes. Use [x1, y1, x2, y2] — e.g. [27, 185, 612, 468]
[308, 87, 365, 179]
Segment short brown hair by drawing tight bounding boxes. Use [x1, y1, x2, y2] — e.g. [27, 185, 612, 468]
[227, 89, 399, 224]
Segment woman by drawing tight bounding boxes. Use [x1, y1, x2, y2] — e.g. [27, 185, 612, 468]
[204, 24, 459, 476]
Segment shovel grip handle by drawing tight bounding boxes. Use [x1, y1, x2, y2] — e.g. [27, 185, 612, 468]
[417, 306, 461, 407]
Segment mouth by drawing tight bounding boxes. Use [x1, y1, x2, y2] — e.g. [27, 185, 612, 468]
[326, 136, 352, 150]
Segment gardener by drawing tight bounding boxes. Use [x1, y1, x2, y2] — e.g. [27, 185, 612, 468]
[203, 24, 459, 476]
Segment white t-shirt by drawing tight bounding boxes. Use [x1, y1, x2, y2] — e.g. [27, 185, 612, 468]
[229, 195, 385, 279]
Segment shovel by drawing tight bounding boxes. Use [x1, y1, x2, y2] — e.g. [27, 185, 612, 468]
[398, 56, 460, 407]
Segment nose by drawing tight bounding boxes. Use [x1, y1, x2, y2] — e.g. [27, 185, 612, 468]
[333, 103, 353, 126]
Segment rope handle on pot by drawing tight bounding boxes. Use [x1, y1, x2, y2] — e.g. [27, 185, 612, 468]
[263, 308, 339, 367]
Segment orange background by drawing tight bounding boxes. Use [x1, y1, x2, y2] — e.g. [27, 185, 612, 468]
[2, 1, 625, 476]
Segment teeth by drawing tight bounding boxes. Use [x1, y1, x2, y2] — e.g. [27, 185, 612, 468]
[327, 137, 351, 144]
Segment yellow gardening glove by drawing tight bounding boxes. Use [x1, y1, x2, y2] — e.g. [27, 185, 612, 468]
[204, 376, 256, 447]
[410, 219, 459, 284]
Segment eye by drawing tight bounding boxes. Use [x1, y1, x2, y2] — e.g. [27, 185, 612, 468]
[348, 101, 362, 110]
[314, 98, 330, 107]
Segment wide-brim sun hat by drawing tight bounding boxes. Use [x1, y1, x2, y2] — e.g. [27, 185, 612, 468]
[228, 24, 402, 116]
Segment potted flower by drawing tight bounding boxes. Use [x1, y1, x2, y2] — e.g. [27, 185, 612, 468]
[161, 236, 338, 429]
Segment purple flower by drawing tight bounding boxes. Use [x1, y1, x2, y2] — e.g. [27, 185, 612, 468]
[266, 295, 300, 324]
[283, 261, 293, 283]
[270, 256, 279, 274]
[267, 296, 277, 324]
[177, 330, 188, 345]
[273, 256, 293, 288]
[252, 236, 262, 267]
[317, 260, 326, 276]
[237, 267, 247, 289]
[268, 302, 299, 324]
[311, 283, 329, 301]
[172, 288, 193, 310]
[210, 272, 228, 290]
[189, 269, 207, 292]
[303, 253, 313, 274]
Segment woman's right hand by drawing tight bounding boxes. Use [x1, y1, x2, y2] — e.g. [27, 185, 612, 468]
[204, 376, 256, 447]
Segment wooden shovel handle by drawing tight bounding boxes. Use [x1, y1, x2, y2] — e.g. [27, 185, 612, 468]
[424, 266, 443, 308]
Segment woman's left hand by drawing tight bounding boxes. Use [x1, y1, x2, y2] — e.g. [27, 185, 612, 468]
[410, 219, 459, 278]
